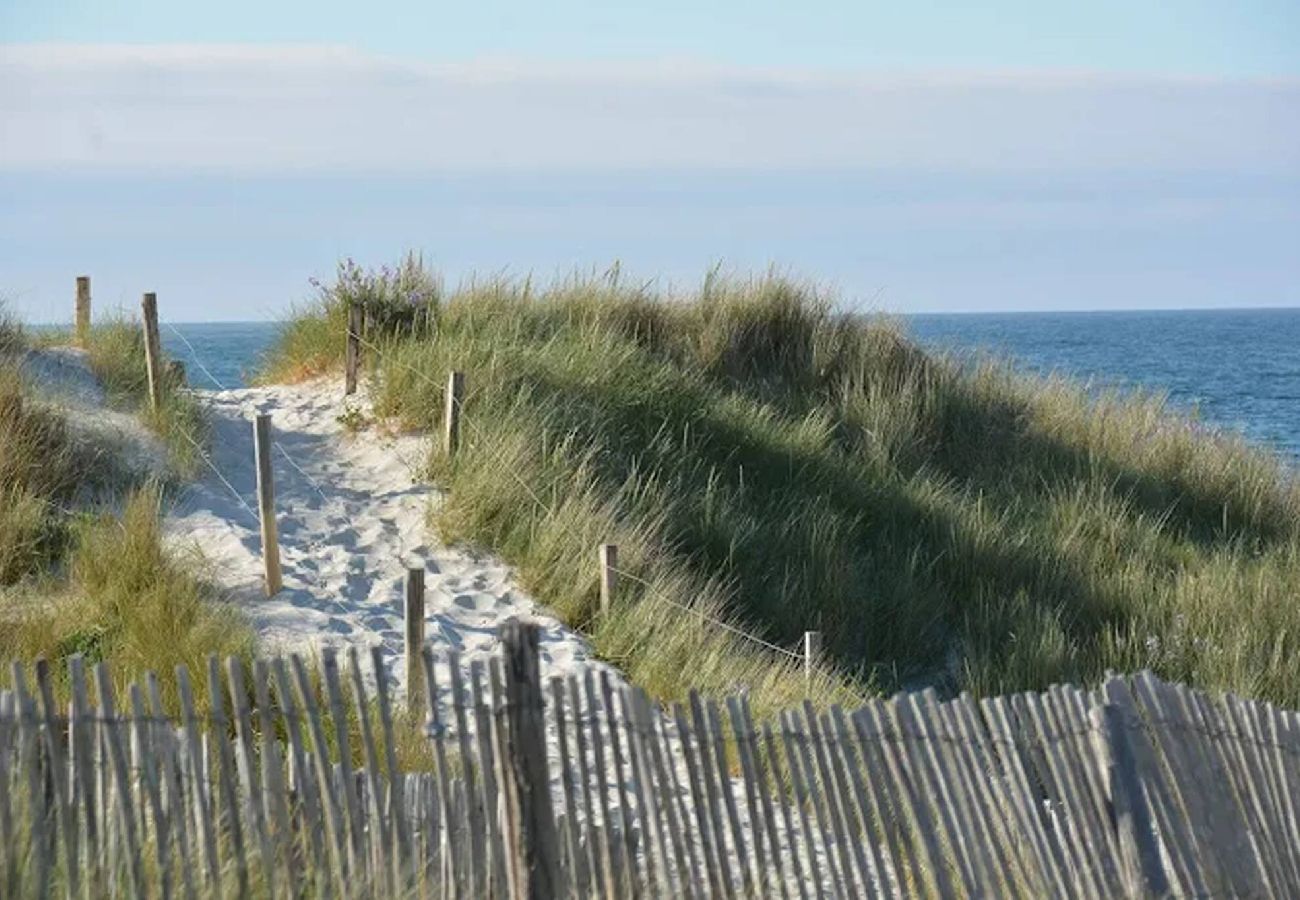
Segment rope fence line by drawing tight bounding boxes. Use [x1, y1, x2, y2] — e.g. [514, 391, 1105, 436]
[344, 324, 812, 666]
[166, 322, 331, 504]
[172, 424, 262, 527]
[606, 564, 806, 662]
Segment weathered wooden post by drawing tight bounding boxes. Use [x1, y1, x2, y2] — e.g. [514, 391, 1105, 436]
[253, 414, 283, 595]
[444, 370, 465, 457]
[405, 566, 426, 714]
[499, 620, 561, 900]
[75, 276, 91, 344]
[804, 630, 822, 685]
[141, 292, 164, 411]
[598, 544, 618, 616]
[344, 301, 363, 396]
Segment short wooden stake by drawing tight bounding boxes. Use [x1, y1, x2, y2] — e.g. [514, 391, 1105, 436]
[444, 370, 465, 457]
[253, 414, 283, 595]
[499, 620, 561, 900]
[344, 302, 362, 396]
[804, 631, 822, 685]
[141, 292, 164, 412]
[598, 544, 618, 615]
[405, 567, 426, 714]
[75, 276, 91, 344]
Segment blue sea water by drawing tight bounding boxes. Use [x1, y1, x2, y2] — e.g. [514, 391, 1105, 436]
[163, 308, 1300, 462]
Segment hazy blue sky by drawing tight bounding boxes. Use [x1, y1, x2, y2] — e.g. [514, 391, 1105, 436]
[2, 2, 1297, 320]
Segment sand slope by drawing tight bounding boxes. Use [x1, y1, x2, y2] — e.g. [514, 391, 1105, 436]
[165, 380, 610, 694]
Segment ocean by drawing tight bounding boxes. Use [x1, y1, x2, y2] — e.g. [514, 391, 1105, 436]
[162, 308, 1300, 462]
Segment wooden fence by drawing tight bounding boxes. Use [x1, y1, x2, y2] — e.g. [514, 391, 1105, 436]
[2, 621, 1299, 898]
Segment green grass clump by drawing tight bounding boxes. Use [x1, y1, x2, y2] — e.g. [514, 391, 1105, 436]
[79, 315, 207, 475]
[263, 259, 1300, 710]
[0, 486, 256, 712]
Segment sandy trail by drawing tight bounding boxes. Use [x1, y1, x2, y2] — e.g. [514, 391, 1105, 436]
[164, 380, 612, 695]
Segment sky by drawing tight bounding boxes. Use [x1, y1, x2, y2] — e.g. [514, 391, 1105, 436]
[1, 2, 1298, 321]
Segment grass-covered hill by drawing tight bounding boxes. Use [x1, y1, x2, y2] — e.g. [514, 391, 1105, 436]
[263, 257, 1300, 713]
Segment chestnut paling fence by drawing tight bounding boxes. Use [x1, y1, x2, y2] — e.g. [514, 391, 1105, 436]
[2, 620, 1299, 898]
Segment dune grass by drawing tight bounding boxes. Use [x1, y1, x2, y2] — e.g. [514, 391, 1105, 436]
[262, 259, 1300, 711]
[77, 316, 208, 476]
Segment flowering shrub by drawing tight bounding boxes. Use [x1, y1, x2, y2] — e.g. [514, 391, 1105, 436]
[312, 253, 441, 339]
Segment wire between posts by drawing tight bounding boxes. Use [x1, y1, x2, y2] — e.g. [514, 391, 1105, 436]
[172, 425, 261, 527]
[607, 563, 805, 661]
[167, 322, 331, 504]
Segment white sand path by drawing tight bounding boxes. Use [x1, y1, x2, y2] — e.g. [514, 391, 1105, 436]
[164, 380, 614, 696]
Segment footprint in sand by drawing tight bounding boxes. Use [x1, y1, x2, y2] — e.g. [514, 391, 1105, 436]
[325, 617, 354, 635]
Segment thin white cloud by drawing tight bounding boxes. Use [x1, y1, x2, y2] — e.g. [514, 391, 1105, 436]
[1, 43, 1297, 173]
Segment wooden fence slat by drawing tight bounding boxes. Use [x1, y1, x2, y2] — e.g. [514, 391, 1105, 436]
[621, 685, 666, 895]
[226, 658, 277, 897]
[706, 697, 751, 896]
[787, 708, 848, 899]
[1177, 681, 1267, 894]
[289, 653, 351, 888]
[92, 662, 144, 897]
[848, 700, 916, 897]
[473, 661, 505, 897]
[569, 676, 607, 898]
[674, 701, 725, 898]
[945, 695, 1034, 896]
[34, 658, 80, 900]
[642, 688, 699, 898]
[1131, 673, 1234, 895]
[688, 690, 734, 898]
[371, 646, 411, 893]
[726, 696, 772, 896]
[805, 699, 869, 896]
[346, 647, 392, 897]
[549, 677, 587, 899]
[760, 720, 810, 900]
[499, 621, 562, 900]
[419, 646, 460, 897]
[146, 672, 198, 900]
[67, 656, 101, 899]
[129, 684, 174, 900]
[856, 702, 949, 898]
[1220, 690, 1289, 894]
[816, 705, 878, 897]
[1009, 691, 1094, 897]
[660, 697, 702, 894]
[599, 670, 639, 897]
[11, 665, 53, 898]
[175, 665, 221, 893]
[321, 649, 368, 890]
[583, 669, 627, 897]
[447, 650, 485, 896]
[828, 703, 896, 899]
[739, 697, 787, 900]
